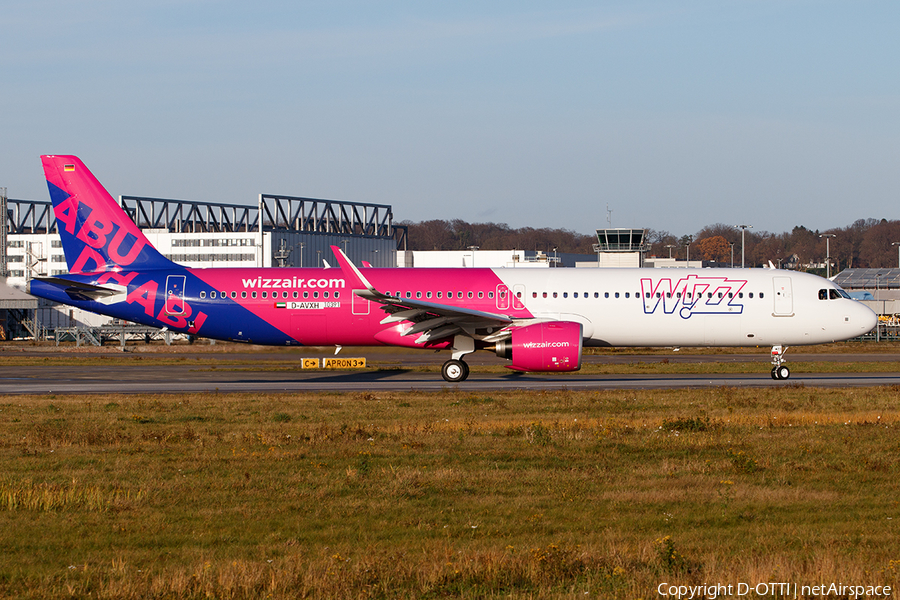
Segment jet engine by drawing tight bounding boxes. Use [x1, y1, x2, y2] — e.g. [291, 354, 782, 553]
[492, 321, 583, 372]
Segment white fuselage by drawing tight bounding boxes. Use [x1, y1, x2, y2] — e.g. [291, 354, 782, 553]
[489, 268, 876, 347]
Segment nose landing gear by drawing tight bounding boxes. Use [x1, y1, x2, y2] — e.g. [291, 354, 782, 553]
[770, 345, 790, 380]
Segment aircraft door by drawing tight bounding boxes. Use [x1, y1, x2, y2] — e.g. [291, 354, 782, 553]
[164, 275, 186, 315]
[496, 285, 510, 311]
[773, 276, 793, 315]
[351, 292, 370, 316]
[513, 284, 526, 309]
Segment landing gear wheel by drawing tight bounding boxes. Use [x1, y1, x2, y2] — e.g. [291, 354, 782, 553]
[442, 359, 469, 383]
[771, 365, 791, 380]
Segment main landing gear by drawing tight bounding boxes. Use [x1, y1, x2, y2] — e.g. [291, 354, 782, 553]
[441, 359, 470, 383]
[770, 345, 790, 380]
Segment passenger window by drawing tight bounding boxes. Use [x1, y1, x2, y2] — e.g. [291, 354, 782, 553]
[200, 291, 206, 299]
[221, 291, 226, 298]
[533, 292, 537, 298]
[303, 291, 309, 299]
[749, 292, 754, 298]
[334, 291, 340, 298]
[467, 292, 473, 299]
[624, 292, 630, 298]
[324, 292, 329, 299]
[563, 292, 568, 298]
[604, 292, 609, 298]
[457, 292, 463, 299]
[437, 292, 442, 299]
[760, 292, 765, 298]
[426, 292, 432, 299]
[646, 292, 651, 298]
[231, 291, 237, 299]
[738, 292, 743, 298]
[417, 291, 422, 299]
[479, 291, 484, 298]
[553, 292, 558, 298]
[283, 291, 288, 299]
[574, 292, 578, 298]
[210, 291, 216, 299]
[543, 292, 548, 298]
[293, 291, 298, 299]
[251, 292, 257, 299]
[488, 292, 494, 298]
[615, 292, 620, 298]
[406, 292, 412, 299]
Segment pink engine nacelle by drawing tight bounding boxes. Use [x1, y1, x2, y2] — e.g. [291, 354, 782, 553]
[493, 321, 583, 372]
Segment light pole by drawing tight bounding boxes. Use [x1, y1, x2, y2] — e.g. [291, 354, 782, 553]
[820, 234, 835, 278]
[299, 242, 304, 268]
[468, 245, 479, 267]
[892, 242, 900, 268]
[734, 224, 752, 268]
[730, 243, 734, 268]
[876, 273, 883, 342]
[685, 236, 692, 265]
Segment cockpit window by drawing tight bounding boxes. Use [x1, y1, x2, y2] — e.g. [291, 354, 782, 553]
[829, 289, 841, 300]
[819, 289, 828, 300]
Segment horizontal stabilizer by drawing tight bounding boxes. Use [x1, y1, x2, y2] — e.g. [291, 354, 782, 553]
[33, 277, 127, 303]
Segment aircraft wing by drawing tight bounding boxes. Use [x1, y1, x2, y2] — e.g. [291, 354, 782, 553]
[330, 246, 513, 344]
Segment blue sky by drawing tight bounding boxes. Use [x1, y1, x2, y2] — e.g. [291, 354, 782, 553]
[3, 1, 898, 237]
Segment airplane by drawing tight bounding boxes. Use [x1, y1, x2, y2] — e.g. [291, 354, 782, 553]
[26, 155, 877, 382]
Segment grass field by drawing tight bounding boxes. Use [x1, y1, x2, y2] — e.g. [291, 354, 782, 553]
[2, 385, 900, 599]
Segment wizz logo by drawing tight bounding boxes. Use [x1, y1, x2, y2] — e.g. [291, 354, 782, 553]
[641, 275, 747, 319]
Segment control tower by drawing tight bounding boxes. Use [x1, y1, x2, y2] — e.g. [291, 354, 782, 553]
[592, 228, 649, 267]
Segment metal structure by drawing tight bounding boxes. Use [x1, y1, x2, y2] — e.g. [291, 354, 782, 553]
[834, 269, 900, 290]
[0, 188, 6, 277]
[6, 198, 56, 234]
[121, 196, 256, 233]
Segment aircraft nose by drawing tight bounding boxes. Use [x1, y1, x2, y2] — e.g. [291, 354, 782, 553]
[857, 303, 878, 334]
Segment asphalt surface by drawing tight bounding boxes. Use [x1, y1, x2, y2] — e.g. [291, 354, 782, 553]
[1, 348, 899, 394]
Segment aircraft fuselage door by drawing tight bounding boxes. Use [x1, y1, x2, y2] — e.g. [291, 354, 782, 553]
[773, 276, 793, 316]
[513, 284, 526, 310]
[496, 285, 510, 311]
[165, 275, 187, 315]
[351, 291, 370, 315]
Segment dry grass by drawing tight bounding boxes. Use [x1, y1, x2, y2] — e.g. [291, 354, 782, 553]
[1, 387, 899, 598]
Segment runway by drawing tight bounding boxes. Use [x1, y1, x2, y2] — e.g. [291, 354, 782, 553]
[2, 361, 900, 394]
